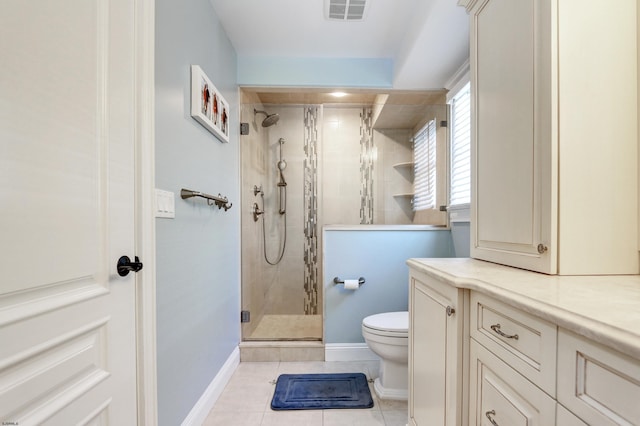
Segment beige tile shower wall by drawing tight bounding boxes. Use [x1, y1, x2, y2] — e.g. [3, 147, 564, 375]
[262, 106, 306, 315]
[322, 107, 363, 225]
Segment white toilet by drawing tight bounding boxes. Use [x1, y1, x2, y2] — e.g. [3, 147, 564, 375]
[362, 311, 409, 400]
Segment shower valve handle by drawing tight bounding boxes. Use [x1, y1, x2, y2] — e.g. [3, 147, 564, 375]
[252, 203, 264, 222]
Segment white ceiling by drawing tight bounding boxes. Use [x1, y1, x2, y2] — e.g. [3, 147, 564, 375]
[209, 0, 470, 90]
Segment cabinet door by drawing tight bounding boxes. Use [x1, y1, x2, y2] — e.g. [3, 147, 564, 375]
[409, 274, 464, 426]
[470, 0, 555, 273]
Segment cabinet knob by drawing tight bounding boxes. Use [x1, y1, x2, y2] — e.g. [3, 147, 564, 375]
[446, 306, 455, 316]
[537, 244, 548, 254]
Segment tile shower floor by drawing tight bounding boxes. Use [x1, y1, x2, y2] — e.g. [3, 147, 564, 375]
[246, 315, 323, 341]
[203, 360, 408, 426]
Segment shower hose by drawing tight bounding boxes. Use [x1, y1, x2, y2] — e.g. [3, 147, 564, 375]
[261, 190, 286, 265]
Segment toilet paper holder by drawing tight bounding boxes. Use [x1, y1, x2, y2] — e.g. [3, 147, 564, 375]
[333, 277, 365, 286]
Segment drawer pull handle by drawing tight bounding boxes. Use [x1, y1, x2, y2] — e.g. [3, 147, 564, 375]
[486, 410, 499, 426]
[490, 323, 519, 340]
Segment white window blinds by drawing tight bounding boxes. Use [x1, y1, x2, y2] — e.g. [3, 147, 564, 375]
[449, 82, 471, 207]
[413, 119, 437, 211]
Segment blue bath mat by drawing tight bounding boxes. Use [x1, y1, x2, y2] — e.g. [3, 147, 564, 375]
[271, 373, 374, 410]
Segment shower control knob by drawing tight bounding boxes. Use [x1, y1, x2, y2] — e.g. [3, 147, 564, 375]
[252, 203, 264, 222]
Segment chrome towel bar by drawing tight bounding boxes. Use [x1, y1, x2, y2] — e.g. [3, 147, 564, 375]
[181, 188, 233, 211]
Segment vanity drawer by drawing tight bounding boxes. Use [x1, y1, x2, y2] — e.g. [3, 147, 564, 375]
[470, 339, 556, 426]
[470, 292, 557, 395]
[557, 329, 640, 426]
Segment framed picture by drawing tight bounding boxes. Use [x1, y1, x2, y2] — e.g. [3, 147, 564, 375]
[190, 65, 230, 143]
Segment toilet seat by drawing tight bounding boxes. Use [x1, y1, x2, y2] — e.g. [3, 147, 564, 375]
[362, 312, 408, 338]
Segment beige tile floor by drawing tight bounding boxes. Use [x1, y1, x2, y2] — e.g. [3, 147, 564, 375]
[203, 360, 408, 426]
[247, 315, 323, 341]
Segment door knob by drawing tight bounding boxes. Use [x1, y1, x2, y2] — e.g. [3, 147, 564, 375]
[117, 255, 143, 277]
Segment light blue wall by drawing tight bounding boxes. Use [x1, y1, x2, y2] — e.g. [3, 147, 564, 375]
[324, 228, 454, 343]
[451, 222, 470, 258]
[155, 1, 239, 425]
[238, 56, 394, 88]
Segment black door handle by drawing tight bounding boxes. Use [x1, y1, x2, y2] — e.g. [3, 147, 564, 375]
[117, 255, 143, 277]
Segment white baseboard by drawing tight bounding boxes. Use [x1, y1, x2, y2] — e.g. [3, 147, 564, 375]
[181, 346, 240, 426]
[324, 343, 380, 362]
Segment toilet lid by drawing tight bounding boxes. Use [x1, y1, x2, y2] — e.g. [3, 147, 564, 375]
[362, 311, 408, 333]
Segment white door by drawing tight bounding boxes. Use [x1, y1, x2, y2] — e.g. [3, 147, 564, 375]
[0, 1, 138, 424]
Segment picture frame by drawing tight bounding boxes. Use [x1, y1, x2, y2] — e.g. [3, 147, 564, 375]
[190, 65, 230, 143]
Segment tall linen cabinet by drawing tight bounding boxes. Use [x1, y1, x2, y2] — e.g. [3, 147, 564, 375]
[466, 0, 638, 274]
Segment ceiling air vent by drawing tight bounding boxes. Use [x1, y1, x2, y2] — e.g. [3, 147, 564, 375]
[325, 0, 369, 21]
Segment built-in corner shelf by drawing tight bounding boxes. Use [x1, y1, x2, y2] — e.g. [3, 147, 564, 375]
[392, 162, 414, 200]
[393, 161, 414, 169]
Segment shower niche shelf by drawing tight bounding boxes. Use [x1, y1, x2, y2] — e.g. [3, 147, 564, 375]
[392, 161, 414, 183]
[393, 161, 414, 169]
[392, 161, 414, 198]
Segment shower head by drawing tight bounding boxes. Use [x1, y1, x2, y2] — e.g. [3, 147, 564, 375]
[254, 108, 280, 127]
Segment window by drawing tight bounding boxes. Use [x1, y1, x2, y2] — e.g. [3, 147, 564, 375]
[413, 119, 437, 211]
[449, 82, 471, 207]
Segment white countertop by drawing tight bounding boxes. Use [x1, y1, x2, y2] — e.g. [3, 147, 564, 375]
[407, 258, 640, 360]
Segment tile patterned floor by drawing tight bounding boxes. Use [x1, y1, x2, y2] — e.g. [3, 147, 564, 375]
[203, 360, 408, 426]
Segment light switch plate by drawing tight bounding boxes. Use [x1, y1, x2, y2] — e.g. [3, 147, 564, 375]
[155, 189, 175, 218]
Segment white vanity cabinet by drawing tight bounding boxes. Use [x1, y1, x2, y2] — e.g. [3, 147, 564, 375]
[469, 293, 640, 426]
[407, 259, 640, 426]
[465, 0, 638, 275]
[408, 269, 466, 426]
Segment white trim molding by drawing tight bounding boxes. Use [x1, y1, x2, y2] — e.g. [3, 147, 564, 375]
[449, 203, 471, 223]
[181, 347, 240, 426]
[459, 0, 481, 12]
[324, 343, 380, 362]
[445, 59, 470, 102]
[134, 0, 158, 424]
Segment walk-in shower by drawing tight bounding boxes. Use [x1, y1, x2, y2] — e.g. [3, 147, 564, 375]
[240, 90, 448, 346]
[241, 103, 321, 342]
